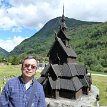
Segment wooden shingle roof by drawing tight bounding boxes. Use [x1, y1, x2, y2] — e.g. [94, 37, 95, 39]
[79, 76, 89, 87]
[49, 77, 60, 89]
[51, 64, 61, 77]
[72, 77, 83, 91]
[56, 37, 77, 57]
[40, 63, 87, 78]
[41, 64, 50, 76]
[60, 79, 75, 91]
[75, 64, 86, 76]
[68, 64, 78, 76]
[60, 64, 78, 77]
[48, 76, 82, 91]
[60, 64, 71, 77]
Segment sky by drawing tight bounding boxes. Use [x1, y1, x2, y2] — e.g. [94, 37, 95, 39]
[0, 0, 107, 52]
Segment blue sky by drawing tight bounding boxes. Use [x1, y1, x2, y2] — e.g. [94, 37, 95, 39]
[0, 28, 36, 40]
[0, 0, 107, 52]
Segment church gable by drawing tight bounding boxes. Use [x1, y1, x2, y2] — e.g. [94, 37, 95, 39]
[41, 64, 50, 76]
[56, 37, 77, 57]
[57, 30, 70, 40]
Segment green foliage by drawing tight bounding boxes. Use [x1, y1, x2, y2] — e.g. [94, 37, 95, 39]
[0, 56, 4, 62]
[100, 53, 107, 67]
[84, 55, 98, 67]
[91, 64, 104, 72]
[11, 56, 20, 65]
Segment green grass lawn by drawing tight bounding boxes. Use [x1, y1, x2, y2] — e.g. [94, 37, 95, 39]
[0, 64, 21, 77]
[92, 75, 107, 106]
[0, 64, 107, 105]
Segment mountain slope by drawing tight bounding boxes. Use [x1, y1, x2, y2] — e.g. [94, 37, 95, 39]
[0, 47, 9, 56]
[10, 17, 99, 56]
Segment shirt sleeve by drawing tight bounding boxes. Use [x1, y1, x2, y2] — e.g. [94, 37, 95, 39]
[37, 86, 46, 107]
[0, 82, 10, 107]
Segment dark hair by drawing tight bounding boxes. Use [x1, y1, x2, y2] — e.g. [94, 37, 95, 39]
[23, 55, 36, 60]
[21, 55, 37, 68]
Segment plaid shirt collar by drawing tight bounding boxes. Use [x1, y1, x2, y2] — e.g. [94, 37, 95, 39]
[18, 76, 34, 85]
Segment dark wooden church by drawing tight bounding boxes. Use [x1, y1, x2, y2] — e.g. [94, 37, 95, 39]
[38, 8, 92, 99]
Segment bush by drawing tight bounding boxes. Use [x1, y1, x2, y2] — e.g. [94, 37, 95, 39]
[90, 64, 104, 72]
[11, 56, 20, 65]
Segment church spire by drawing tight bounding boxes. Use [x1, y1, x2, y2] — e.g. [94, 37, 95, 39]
[63, 5, 64, 16]
[60, 5, 67, 31]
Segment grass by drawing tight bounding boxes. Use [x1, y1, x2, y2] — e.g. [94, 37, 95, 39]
[92, 75, 107, 106]
[0, 64, 107, 105]
[0, 64, 21, 77]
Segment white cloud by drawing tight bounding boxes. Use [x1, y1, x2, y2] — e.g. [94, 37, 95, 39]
[63, 0, 107, 22]
[0, 36, 28, 52]
[1, 0, 107, 31]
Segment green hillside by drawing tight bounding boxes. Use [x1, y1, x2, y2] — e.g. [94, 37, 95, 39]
[68, 23, 107, 72]
[10, 17, 99, 56]
[9, 17, 107, 72]
[0, 47, 9, 56]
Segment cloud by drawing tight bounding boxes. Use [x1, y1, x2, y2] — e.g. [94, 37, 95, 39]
[0, 36, 28, 52]
[0, 0, 107, 31]
[63, 0, 107, 22]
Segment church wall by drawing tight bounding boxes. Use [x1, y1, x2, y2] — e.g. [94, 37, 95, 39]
[59, 90, 75, 99]
[75, 89, 82, 99]
[67, 57, 76, 63]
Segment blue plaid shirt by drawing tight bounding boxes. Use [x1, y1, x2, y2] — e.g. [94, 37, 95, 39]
[0, 76, 46, 107]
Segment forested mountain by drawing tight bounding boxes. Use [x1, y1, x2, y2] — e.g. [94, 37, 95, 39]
[0, 47, 9, 56]
[9, 17, 107, 72]
[10, 17, 99, 56]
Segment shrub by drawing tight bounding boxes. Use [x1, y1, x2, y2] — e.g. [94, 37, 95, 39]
[90, 64, 104, 72]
